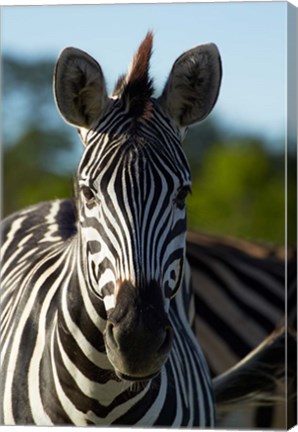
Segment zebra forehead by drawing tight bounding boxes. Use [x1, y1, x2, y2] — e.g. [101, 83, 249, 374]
[79, 132, 190, 188]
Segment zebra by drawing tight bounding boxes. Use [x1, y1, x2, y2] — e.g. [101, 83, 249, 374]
[0, 32, 223, 426]
[186, 231, 297, 428]
[213, 324, 297, 428]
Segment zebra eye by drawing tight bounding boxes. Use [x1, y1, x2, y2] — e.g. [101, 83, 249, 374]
[81, 186, 95, 202]
[175, 186, 191, 209]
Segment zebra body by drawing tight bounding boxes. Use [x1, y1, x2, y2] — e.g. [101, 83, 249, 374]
[1, 33, 222, 426]
[186, 231, 296, 428]
[187, 231, 288, 375]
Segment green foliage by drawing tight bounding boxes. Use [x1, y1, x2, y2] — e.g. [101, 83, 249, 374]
[3, 128, 75, 216]
[187, 140, 287, 245]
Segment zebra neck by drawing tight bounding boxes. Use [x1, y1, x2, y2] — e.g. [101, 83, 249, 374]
[47, 321, 154, 424]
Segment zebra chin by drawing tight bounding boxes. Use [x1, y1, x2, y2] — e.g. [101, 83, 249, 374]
[103, 280, 173, 381]
[114, 370, 160, 382]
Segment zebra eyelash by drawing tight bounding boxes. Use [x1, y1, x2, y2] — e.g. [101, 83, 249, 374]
[80, 185, 98, 207]
[81, 186, 95, 200]
[175, 185, 192, 209]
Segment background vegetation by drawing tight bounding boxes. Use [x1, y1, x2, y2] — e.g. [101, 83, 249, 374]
[2, 56, 296, 246]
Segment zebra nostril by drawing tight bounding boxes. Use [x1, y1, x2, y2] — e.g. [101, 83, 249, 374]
[158, 326, 173, 355]
[106, 322, 119, 350]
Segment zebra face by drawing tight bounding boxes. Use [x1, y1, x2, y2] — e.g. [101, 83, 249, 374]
[77, 103, 192, 303]
[54, 33, 222, 380]
[75, 109, 191, 379]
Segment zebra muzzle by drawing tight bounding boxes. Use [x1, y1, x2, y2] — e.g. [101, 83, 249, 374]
[105, 319, 173, 381]
[103, 282, 173, 381]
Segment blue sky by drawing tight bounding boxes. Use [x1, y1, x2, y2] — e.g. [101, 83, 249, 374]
[1, 2, 292, 145]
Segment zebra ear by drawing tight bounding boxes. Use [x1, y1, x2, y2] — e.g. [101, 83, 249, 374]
[158, 43, 222, 127]
[54, 47, 108, 128]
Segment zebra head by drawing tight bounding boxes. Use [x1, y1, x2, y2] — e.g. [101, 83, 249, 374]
[54, 33, 222, 381]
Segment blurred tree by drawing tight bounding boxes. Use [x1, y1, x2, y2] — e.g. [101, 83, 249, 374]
[187, 140, 287, 245]
[3, 128, 74, 216]
[3, 55, 63, 142]
[183, 117, 222, 173]
[2, 55, 81, 217]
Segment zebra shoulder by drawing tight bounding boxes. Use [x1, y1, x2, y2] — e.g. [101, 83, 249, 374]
[1, 199, 77, 257]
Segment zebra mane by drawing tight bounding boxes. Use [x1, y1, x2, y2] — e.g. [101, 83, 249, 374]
[113, 32, 154, 119]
